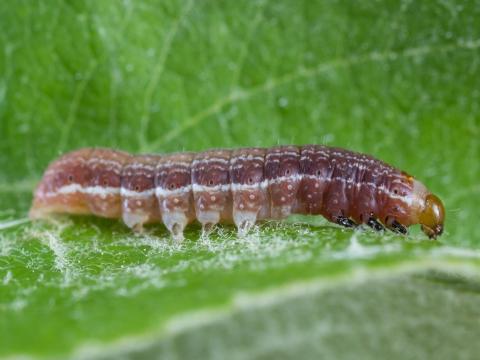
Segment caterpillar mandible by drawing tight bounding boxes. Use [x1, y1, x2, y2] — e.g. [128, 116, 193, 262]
[29, 145, 445, 241]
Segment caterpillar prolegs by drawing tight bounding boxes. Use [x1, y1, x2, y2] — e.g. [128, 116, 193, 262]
[30, 145, 445, 240]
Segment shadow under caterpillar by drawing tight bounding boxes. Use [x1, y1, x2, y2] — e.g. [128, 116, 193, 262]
[30, 145, 445, 241]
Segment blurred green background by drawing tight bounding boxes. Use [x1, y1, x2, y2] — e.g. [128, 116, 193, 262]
[0, 1, 479, 359]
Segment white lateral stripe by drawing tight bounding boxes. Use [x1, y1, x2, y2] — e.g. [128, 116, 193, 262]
[45, 170, 414, 208]
[120, 187, 156, 198]
[192, 183, 230, 193]
[49, 184, 120, 197]
[49, 184, 158, 198]
[231, 180, 268, 191]
[155, 185, 192, 197]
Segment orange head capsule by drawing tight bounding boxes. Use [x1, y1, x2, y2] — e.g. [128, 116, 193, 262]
[418, 194, 445, 239]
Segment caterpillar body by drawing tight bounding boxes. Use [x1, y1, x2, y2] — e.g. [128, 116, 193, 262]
[30, 145, 445, 240]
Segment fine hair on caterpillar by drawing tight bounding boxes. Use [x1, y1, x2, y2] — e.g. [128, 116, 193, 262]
[30, 145, 445, 241]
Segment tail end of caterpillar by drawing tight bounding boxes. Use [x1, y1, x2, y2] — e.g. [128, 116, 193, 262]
[29, 202, 47, 220]
[29, 149, 93, 220]
[29, 180, 59, 220]
[29, 182, 91, 220]
[419, 193, 445, 239]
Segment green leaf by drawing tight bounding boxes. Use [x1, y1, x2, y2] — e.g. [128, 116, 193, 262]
[1, 0, 479, 358]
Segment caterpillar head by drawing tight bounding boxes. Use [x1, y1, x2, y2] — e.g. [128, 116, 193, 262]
[418, 193, 445, 239]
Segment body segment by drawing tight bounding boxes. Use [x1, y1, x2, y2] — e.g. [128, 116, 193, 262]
[191, 149, 232, 232]
[230, 147, 268, 235]
[265, 146, 301, 219]
[87, 149, 130, 218]
[30, 145, 445, 239]
[121, 154, 160, 230]
[155, 152, 195, 240]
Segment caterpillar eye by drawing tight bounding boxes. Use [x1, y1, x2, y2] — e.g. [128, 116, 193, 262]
[419, 194, 445, 239]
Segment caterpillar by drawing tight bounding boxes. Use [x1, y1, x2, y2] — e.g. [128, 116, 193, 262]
[29, 145, 445, 240]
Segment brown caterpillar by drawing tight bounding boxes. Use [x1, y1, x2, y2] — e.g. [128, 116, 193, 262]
[29, 145, 445, 241]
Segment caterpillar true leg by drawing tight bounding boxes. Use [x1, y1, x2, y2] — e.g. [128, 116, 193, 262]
[389, 219, 408, 235]
[367, 217, 385, 232]
[336, 216, 357, 228]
